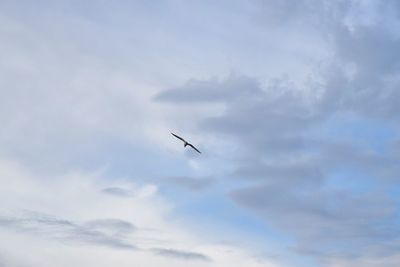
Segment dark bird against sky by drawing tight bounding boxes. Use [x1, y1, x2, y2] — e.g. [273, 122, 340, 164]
[171, 133, 201, 154]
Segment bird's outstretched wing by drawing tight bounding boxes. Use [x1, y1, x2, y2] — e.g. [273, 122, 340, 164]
[171, 133, 185, 142]
[188, 143, 201, 154]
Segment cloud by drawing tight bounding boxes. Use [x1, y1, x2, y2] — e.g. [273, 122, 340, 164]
[251, 0, 327, 26]
[152, 248, 211, 262]
[153, 1, 400, 263]
[156, 72, 400, 261]
[0, 2, 178, 174]
[231, 185, 397, 257]
[343, 252, 400, 267]
[160, 176, 215, 191]
[101, 187, 132, 197]
[2, 0, 400, 266]
[154, 75, 262, 104]
[83, 218, 136, 237]
[0, 159, 280, 267]
[0, 212, 136, 250]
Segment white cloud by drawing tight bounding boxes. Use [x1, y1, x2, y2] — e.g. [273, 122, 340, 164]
[1, 1, 400, 266]
[0, 158, 279, 267]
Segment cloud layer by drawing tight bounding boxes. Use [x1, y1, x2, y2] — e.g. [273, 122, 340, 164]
[1, 0, 400, 266]
[0, 159, 278, 267]
[155, 1, 400, 265]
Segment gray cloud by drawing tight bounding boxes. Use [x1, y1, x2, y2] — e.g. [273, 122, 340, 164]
[160, 176, 215, 191]
[0, 213, 136, 250]
[154, 75, 262, 104]
[325, 25, 400, 121]
[1, 0, 399, 266]
[231, 185, 397, 257]
[101, 187, 132, 197]
[251, 0, 327, 26]
[157, 74, 400, 260]
[84, 218, 136, 237]
[152, 248, 211, 262]
[153, 0, 400, 263]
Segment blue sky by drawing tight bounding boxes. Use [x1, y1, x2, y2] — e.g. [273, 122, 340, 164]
[1, 1, 400, 266]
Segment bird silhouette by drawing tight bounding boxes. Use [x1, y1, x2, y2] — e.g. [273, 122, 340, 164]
[171, 133, 201, 154]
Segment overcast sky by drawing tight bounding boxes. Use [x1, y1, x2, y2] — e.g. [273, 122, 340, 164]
[1, 1, 400, 266]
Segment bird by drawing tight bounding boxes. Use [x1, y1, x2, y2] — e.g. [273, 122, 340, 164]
[171, 133, 201, 154]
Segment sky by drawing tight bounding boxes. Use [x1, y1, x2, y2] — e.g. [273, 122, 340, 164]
[1, 0, 400, 266]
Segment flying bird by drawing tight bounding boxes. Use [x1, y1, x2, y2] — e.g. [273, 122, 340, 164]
[171, 133, 201, 154]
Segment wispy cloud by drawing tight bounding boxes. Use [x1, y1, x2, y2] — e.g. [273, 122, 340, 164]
[0, 159, 279, 267]
[160, 176, 215, 191]
[0, 213, 136, 250]
[152, 248, 211, 262]
[101, 187, 133, 197]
